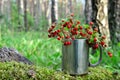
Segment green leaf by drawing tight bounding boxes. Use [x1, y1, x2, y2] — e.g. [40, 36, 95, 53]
[83, 24, 89, 28]
[117, 42, 120, 47]
[64, 27, 69, 31]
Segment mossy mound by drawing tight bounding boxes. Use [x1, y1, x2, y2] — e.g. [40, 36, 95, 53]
[0, 62, 119, 80]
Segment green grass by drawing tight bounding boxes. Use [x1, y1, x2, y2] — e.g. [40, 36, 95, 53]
[1, 30, 61, 70]
[0, 29, 120, 73]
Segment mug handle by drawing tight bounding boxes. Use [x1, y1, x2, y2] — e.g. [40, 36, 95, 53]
[88, 45, 102, 67]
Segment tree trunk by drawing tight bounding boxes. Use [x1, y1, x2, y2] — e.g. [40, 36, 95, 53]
[0, 0, 1, 41]
[29, 0, 34, 16]
[34, 0, 41, 30]
[2, 0, 11, 25]
[17, 0, 21, 29]
[46, 0, 51, 26]
[84, 0, 92, 23]
[43, 0, 49, 16]
[6, 0, 11, 23]
[58, 0, 63, 18]
[0, 0, 2, 14]
[91, 0, 110, 44]
[66, 0, 73, 14]
[24, 0, 28, 31]
[0, 0, 3, 21]
[108, 0, 120, 43]
[51, 0, 58, 23]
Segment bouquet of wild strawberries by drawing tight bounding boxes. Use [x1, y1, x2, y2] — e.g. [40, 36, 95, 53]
[48, 13, 112, 57]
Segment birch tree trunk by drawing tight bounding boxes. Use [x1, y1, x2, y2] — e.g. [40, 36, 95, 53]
[6, 0, 11, 23]
[34, 0, 41, 29]
[67, 0, 73, 14]
[51, 0, 58, 23]
[85, 0, 92, 23]
[62, 0, 66, 17]
[29, 0, 34, 16]
[43, 0, 49, 16]
[108, 0, 120, 43]
[46, 0, 51, 26]
[92, 0, 110, 44]
[2, 0, 11, 25]
[24, 0, 28, 31]
[58, 0, 63, 18]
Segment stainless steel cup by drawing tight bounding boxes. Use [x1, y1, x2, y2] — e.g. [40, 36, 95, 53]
[62, 39, 102, 75]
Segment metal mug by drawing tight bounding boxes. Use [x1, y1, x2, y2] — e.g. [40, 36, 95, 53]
[62, 39, 102, 75]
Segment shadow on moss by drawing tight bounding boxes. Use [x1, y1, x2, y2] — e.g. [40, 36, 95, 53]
[0, 62, 119, 80]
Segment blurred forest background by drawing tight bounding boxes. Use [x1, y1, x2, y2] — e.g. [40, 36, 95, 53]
[0, 0, 120, 72]
[0, 0, 85, 31]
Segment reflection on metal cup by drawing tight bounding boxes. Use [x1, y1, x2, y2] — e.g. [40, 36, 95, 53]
[62, 39, 89, 75]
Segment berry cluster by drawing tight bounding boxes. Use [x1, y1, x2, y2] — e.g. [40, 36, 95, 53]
[48, 13, 112, 57]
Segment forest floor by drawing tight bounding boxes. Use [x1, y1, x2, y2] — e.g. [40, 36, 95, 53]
[0, 29, 120, 73]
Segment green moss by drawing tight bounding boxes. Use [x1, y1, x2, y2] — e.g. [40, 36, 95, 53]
[0, 62, 119, 80]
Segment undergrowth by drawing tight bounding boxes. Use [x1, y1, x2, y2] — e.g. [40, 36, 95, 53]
[0, 62, 119, 80]
[0, 30, 120, 73]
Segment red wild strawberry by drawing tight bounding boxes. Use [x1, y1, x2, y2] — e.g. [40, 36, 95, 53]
[79, 26, 83, 30]
[86, 29, 89, 32]
[48, 29, 52, 33]
[61, 19, 65, 22]
[77, 21, 80, 24]
[73, 27, 78, 31]
[53, 31, 57, 36]
[63, 23, 67, 27]
[64, 42, 67, 46]
[75, 31, 78, 35]
[94, 27, 98, 32]
[100, 41, 105, 46]
[55, 30, 58, 34]
[94, 38, 97, 42]
[66, 22, 69, 25]
[93, 44, 99, 49]
[48, 27, 53, 32]
[71, 36, 75, 40]
[61, 36, 64, 39]
[64, 41, 69, 46]
[57, 29, 61, 33]
[82, 34, 86, 37]
[89, 22, 94, 25]
[107, 51, 111, 55]
[67, 24, 71, 28]
[66, 41, 69, 45]
[71, 30, 76, 35]
[71, 30, 73, 33]
[66, 35, 70, 39]
[51, 25, 55, 28]
[67, 41, 71, 45]
[57, 37, 61, 40]
[102, 36, 106, 39]
[107, 52, 112, 57]
[80, 32, 83, 36]
[48, 34, 51, 38]
[109, 53, 112, 57]
[88, 31, 93, 35]
[70, 13, 74, 17]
